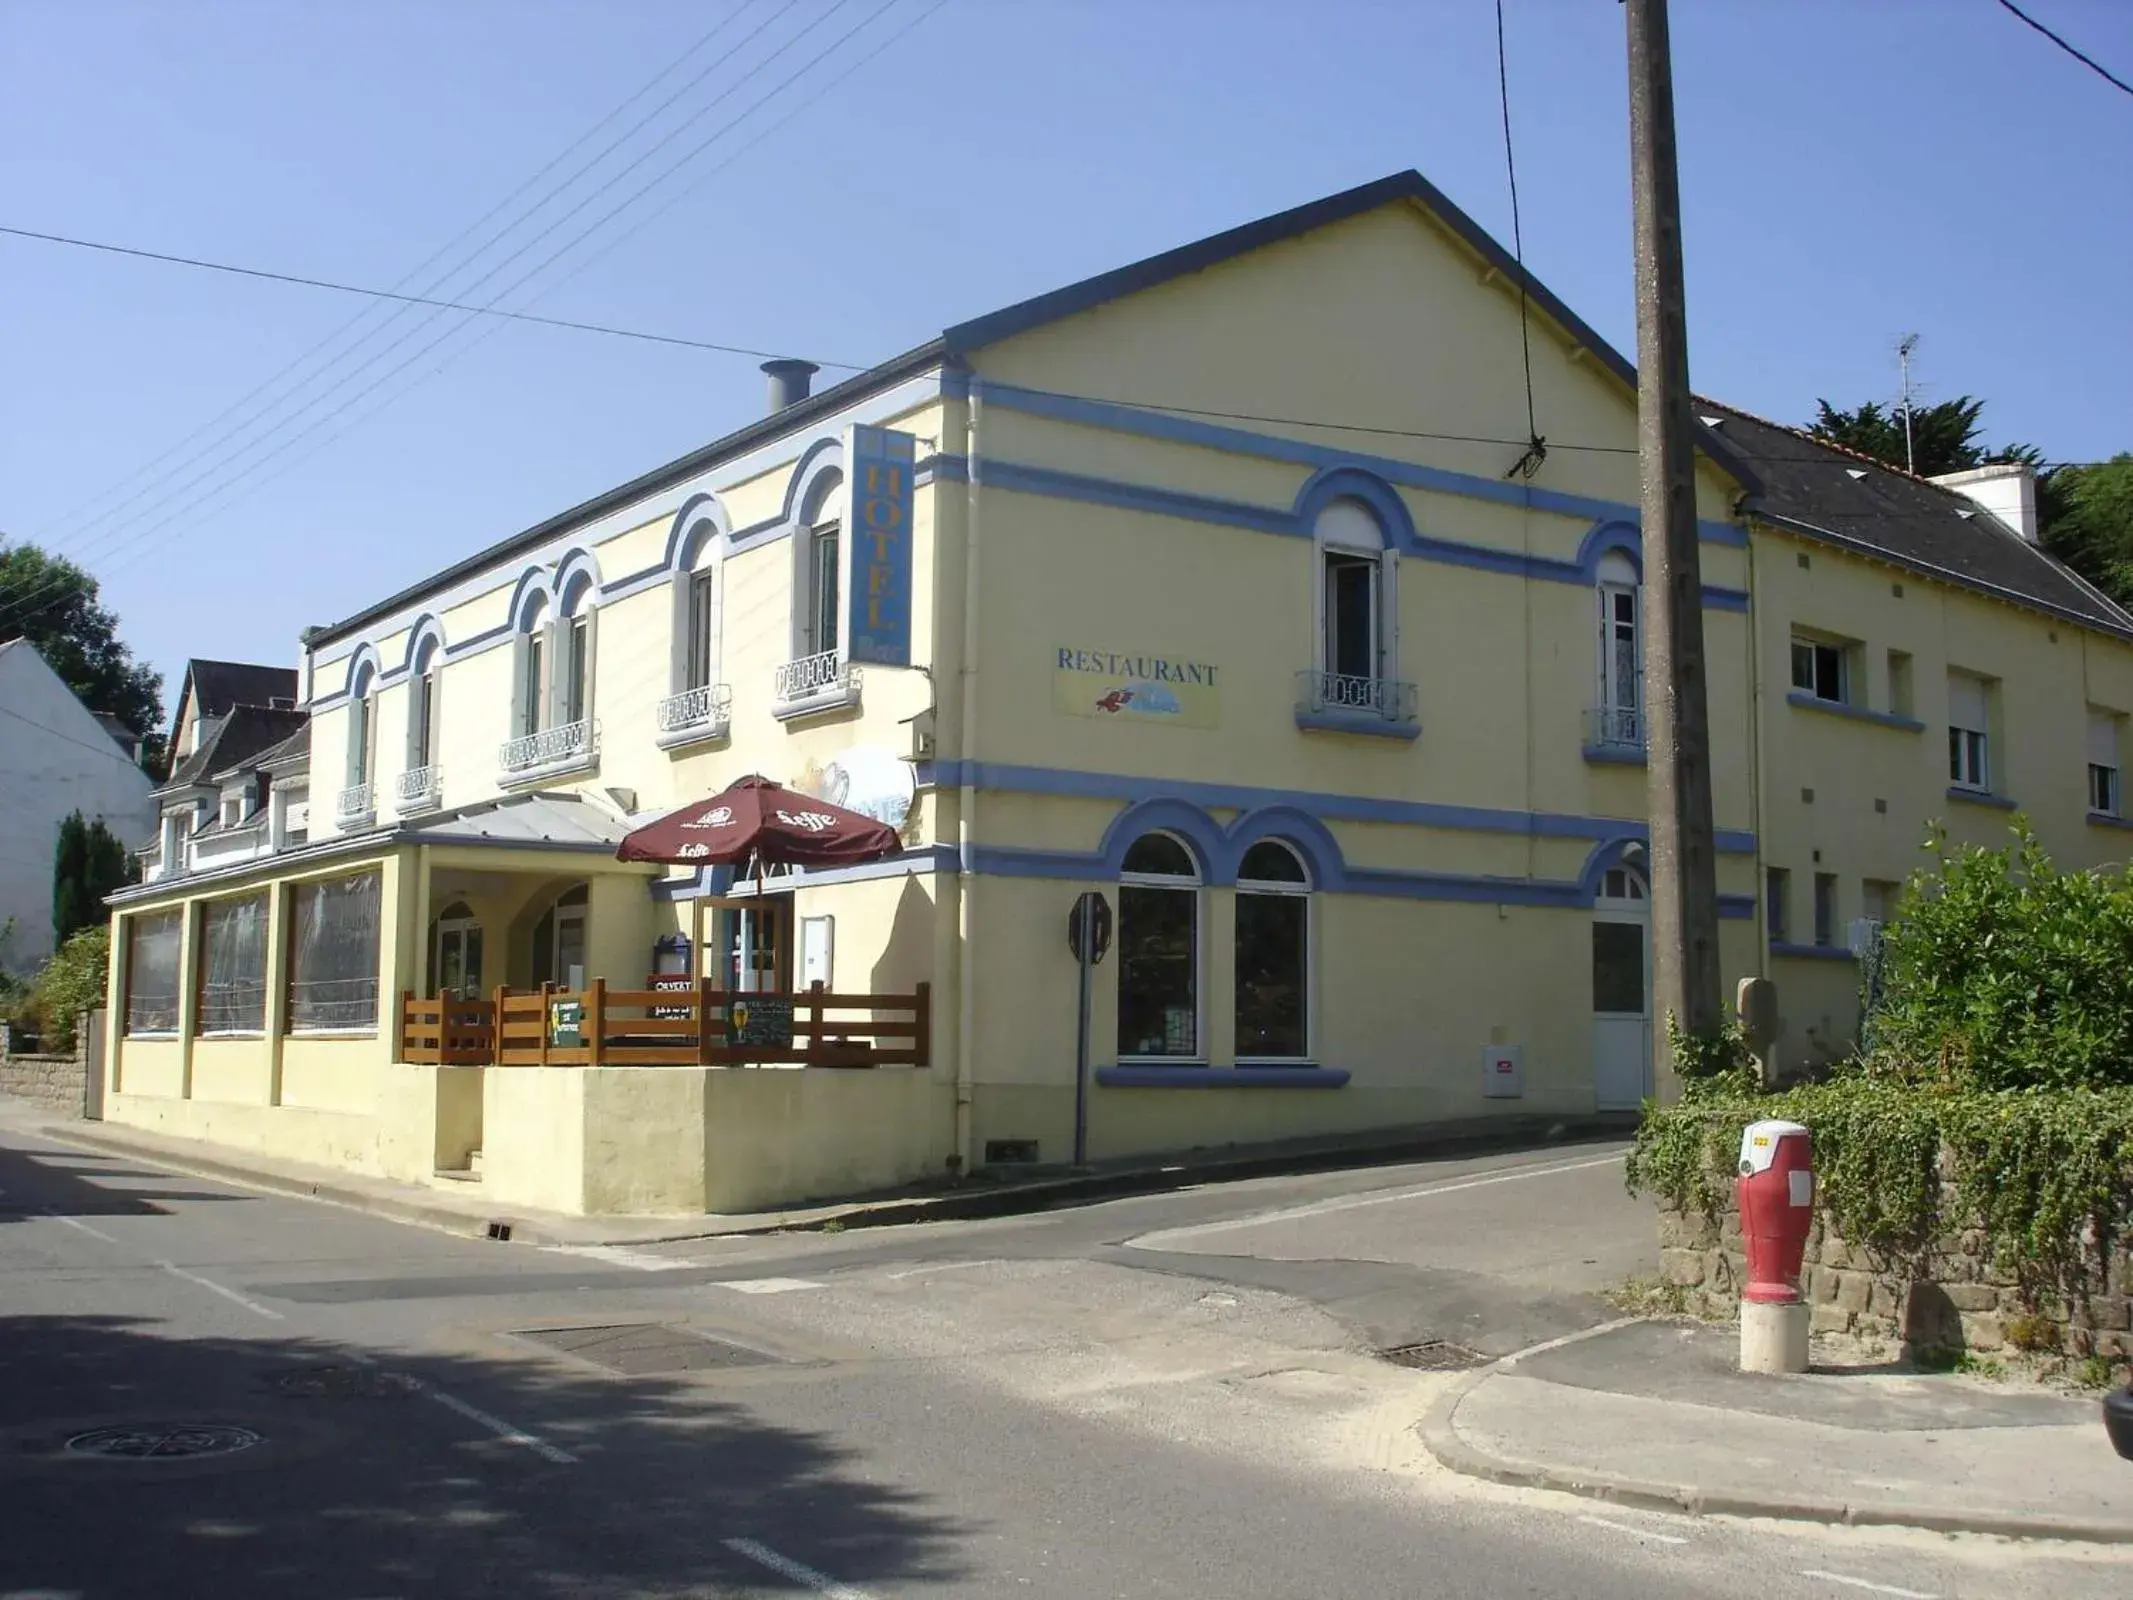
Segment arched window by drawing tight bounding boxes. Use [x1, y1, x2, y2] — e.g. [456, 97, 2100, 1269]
[659, 514, 732, 743]
[340, 657, 378, 824]
[1235, 839, 1310, 1060]
[1594, 550, 1642, 749]
[554, 571, 596, 728]
[1310, 495, 1402, 717]
[1118, 831, 1200, 1059]
[407, 633, 441, 775]
[797, 470, 843, 661]
[513, 592, 549, 740]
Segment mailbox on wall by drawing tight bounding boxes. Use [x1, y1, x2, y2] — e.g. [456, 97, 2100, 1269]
[1482, 1044, 1524, 1099]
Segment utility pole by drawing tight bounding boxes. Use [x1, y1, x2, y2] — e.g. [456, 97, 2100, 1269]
[1624, 0, 1723, 1094]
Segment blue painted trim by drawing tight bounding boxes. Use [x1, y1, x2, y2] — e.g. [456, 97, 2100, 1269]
[2087, 810, 2133, 831]
[1096, 1065, 1351, 1089]
[1718, 893, 1757, 920]
[933, 759, 1757, 855]
[553, 547, 601, 616]
[1703, 586, 1751, 612]
[978, 379, 1750, 549]
[1946, 786, 2018, 811]
[658, 491, 731, 574]
[785, 437, 847, 526]
[986, 458, 1297, 537]
[401, 615, 446, 676]
[1295, 708, 1421, 740]
[1575, 520, 1643, 578]
[1771, 941, 1857, 963]
[1582, 742, 1647, 767]
[1785, 691, 1925, 732]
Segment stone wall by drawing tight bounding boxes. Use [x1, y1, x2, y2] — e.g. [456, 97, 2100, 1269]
[0, 1026, 86, 1116]
[1659, 1192, 2133, 1363]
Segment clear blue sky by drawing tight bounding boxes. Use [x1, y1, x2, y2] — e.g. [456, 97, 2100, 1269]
[3, 0, 2128, 720]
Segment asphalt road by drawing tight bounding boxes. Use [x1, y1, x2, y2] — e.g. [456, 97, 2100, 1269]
[0, 1106, 2120, 1599]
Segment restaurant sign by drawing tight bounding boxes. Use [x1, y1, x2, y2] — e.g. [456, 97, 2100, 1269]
[1053, 647, 1219, 729]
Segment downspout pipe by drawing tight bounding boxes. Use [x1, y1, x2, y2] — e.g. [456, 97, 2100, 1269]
[953, 379, 985, 1173]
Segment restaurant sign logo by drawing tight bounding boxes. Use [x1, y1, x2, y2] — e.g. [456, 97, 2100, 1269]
[842, 425, 917, 667]
[1053, 648, 1219, 729]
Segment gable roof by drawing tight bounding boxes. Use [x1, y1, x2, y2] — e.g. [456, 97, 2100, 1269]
[0, 639, 152, 773]
[171, 658, 299, 748]
[159, 704, 309, 794]
[208, 720, 308, 785]
[307, 170, 1760, 653]
[1699, 401, 2133, 639]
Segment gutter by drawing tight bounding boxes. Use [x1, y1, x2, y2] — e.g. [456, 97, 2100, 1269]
[953, 378, 987, 1173]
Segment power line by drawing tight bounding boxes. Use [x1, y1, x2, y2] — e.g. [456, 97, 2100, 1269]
[1494, 0, 1545, 481]
[0, 224, 870, 370]
[1993, 0, 2133, 98]
[0, 0, 904, 638]
[36, 0, 812, 573]
[0, 703, 149, 771]
[32, 0, 769, 554]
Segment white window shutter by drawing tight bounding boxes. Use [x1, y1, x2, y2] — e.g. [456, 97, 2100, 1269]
[1947, 673, 1988, 731]
[2088, 711, 2118, 768]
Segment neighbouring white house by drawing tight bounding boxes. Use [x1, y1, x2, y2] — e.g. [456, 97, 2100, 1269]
[139, 659, 307, 886]
[0, 639, 158, 972]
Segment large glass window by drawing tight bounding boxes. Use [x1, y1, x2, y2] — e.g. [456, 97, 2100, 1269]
[1948, 671, 1991, 791]
[560, 614, 590, 723]
[197, 894, 268, 1034]
[1791, 635, 1849, 704]
[1595, 552, 1641, 744]
[808, 521, 841, 656]
[687, 568, 719, 689]
[408, 639, 439, 769]
[1117, 833, 1199, 1059]
[1235, 840, 1309, 1060]
[1315, 496, 1389, 688]
[288, 871, 381, 1032]
[124, 910, 183, 1035]
[518, 622, 546, 738]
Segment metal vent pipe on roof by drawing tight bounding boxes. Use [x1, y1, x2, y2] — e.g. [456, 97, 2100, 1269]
[761, 359, 818, 413]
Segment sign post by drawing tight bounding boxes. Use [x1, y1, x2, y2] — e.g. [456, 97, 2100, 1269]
[1067, 891, 1113, 1168]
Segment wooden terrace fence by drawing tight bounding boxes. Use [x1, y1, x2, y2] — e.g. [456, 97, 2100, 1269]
[397, 980, 931, 1069]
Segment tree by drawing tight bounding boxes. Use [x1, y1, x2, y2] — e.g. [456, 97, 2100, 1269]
[1810, 395, 1996, 479]
[2041, 455, 2133, 607]
[0, 541, 166, 775]
[51, 811, 137, 949]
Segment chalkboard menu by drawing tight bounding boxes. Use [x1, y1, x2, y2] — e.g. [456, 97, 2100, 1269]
[549, 998, 583, 1048]
[726, 995, 793, 1049]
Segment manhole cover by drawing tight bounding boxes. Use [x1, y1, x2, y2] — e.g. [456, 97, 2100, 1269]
[65, 1424, 263, 1460]
[1379, 1341, 1488, 1371]
[275, 1366, 419, 1399]
[513, 1323, 778, 1376]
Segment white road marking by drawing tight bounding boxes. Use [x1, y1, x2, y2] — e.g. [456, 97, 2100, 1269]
[722, 1537, 875, 1598]
[717, 1276, 824, 1294]
[1130, 1152, 1628, 1247]
[1577, 1514, 1688, 1545]
[542, 1243, 691, 1272]
[412, 1379, 577, 1465]
[1799, 1573, 1937, 1599]
[155, 1260, 285, 1321]
[1496, 1316, 1645, 1368]
[42, 1208, 118, 1243]
[884, 1260, 996, 1280]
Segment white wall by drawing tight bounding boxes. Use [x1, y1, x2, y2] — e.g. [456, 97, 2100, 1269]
[0, 643, 158, 971]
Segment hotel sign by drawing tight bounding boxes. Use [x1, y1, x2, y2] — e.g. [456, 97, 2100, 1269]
[842, 425, 916, 666]
[1053, 647, 1219, 729]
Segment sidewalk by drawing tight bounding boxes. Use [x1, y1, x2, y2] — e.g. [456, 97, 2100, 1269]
[1422, 1318, 2133, 1542]
[2, 1097, 1629, 1248]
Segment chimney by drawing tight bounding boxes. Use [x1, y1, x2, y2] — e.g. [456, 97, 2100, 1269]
[760, 358, 819, 413]
[1930, 462, 2038, 544]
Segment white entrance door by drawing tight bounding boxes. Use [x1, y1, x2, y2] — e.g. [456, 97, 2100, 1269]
[1591, 865, 1653, 1110]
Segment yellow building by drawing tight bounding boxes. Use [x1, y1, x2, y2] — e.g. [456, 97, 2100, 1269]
[100, 171, 2128, 1213]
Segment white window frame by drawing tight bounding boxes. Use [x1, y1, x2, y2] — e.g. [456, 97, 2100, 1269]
[685, 565, 720, 691]
[1594, 551, 1641, 744]
[1117, 830, 1205, 1064]
[1234, 839, 1312, 1063]
[1947, 671, 1991, 792]
[345, 663, 376, 789]
[790, 470, 847, 667]
[1790, 633, 1851, 705]
[2088, 709, 2121, 817]
[512, 598, 549, 739]
[407, 640, 440, 771]
[1312, 497, 1398, 686]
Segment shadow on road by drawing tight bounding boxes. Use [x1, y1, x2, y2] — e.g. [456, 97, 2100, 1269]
[0, 1138, 253, 1221]
[0, 1313, 973, 1596]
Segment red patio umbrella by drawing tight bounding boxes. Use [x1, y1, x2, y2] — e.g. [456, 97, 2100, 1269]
[615, 773, 899, 870]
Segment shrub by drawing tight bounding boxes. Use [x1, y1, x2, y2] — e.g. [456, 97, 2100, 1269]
[16, 927, 111, 1054]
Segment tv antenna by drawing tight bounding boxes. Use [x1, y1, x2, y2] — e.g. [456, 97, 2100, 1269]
[1897, 333, 1921, 474]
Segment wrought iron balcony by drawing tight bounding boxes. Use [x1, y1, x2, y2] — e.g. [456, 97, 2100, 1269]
[394, 764, 442, 812]
[498, 717, 598, 779]
[1295, 670, 1418, 734]
[772, 650, 861, 719]
[334, 781, 375, 825]
[1584, 705, 1646, 755]
[654, 682, 732, 744]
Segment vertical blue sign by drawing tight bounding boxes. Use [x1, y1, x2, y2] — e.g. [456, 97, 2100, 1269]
[843, 425, 916, 666]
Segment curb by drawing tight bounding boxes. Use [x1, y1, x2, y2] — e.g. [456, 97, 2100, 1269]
[37, 1111, 1635, 1248]
[1418, 1370, 2133, 1546]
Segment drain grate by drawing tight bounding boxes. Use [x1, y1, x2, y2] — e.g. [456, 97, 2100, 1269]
[275, 1366, 419, 1399]
[1379, 1340, 1488, 1371]
[66, 1424, 263, 1460]
[513, 1323, 777, 1376]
